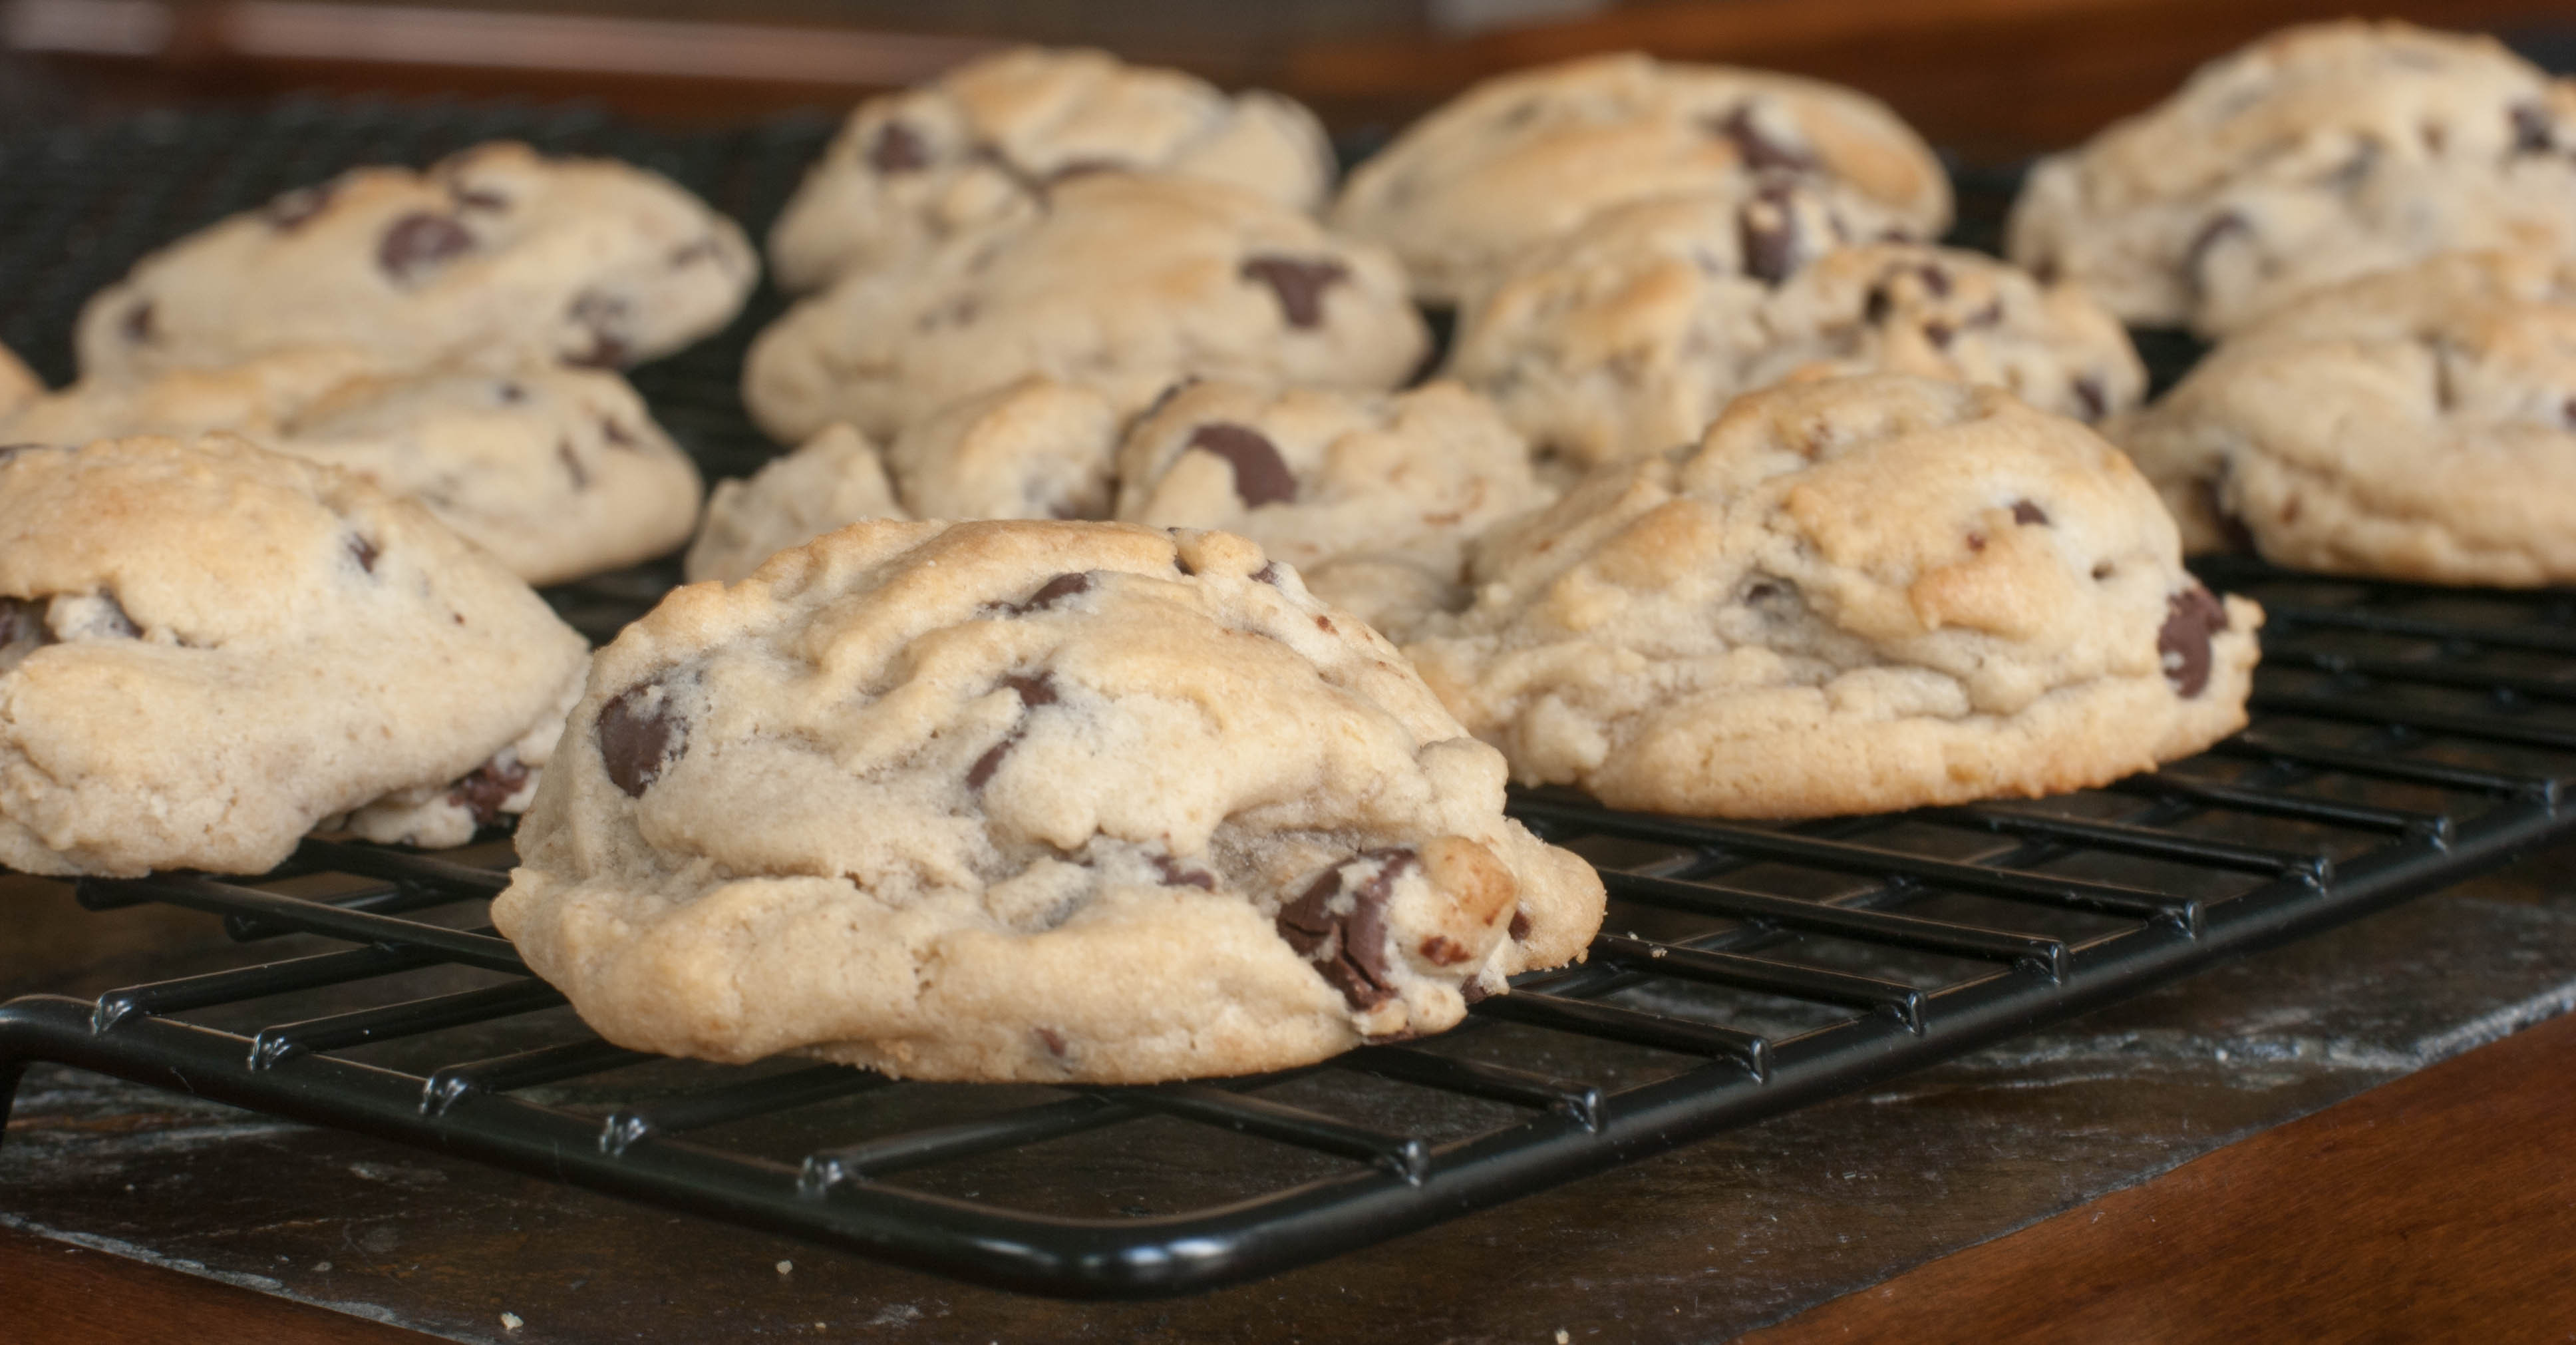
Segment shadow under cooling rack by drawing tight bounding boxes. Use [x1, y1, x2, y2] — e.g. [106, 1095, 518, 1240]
[5, 561, 2572, 1298]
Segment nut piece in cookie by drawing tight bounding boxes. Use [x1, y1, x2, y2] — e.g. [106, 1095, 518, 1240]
[0, 437, 590, 875]
[1403, 375, 2263, 819]
[75, 141, 756, 381]
[1, 350, 705, 586]
[2110, 248, 2576, 585]
[742, 172, 1426, 444]
[1113, 379, 1555, 637]
[1449, 196, 2144, 467]
[769, 45, 1333, 292]
[1331, 52, 1951, 304]
[495, 520, 1605, 1083]
[2009, 20, 2576, 335]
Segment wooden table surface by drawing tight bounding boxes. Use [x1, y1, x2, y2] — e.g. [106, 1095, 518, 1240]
[11, 1005, 2573, 1343]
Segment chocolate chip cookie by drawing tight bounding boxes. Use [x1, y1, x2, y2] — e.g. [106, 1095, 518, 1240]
[0, 436, 590, 876]
[75, 141, 756, 381]
[769, 45, 1333, 293]
[2009, 20, 2576, 335]
[494, 520, 1605, 1081]
[2112, 248, 2576, 584]
[3, 350, 705, 586]
[1402, 375, 2261, 818]
[1331, 52, 1951, 304]
[1449, 196, 2145, 467]
[1113, 379, 1554, 634]
[743, 172, 1425, 445]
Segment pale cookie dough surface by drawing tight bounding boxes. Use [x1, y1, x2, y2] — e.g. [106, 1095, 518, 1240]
[744, 172, 1426, 444]
[1, 351, 705, 586]
[1113, 379, 1554, 636]
[2008, 20, 2576, 335]
[1331, 53, 1951, 305]
[0, 437, 589, 876]
[75, 141, 756, 382]
[0, 343, 39, 415]
[1404, 375, 2261, 819]
[769, 45, 1333, 293]
[1450, 198, 2144, 467]
[494, 520, 1605, 1083]
[683, 378, 1122, 582]
[2110, 249, 2576, 584]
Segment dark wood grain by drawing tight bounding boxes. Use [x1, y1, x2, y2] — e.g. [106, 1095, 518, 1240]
[0, 1224, 435, 1344]
[1746, 1008, 2576, 1344]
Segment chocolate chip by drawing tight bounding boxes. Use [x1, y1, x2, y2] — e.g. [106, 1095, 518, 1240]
[496, 381, 525, 404]
[122, 300, 154, 345]
[1250, 562, 1283, 586]
[446, 752, 532, 827]
[965, 739, 1013, 791]
[1917, 264, 1953, 297]
[2184, 212, 2250, 293]
[1923, 319, 1956, 349]
[1863, 286, 1893, 324]
[450, 186, 510, 212]
[558, 439, 589, 490]
[1240, 256, 1347, 329]
[869, 120, 929, 173]
[1275, 848, 1417, 1010]
[1709, 104, 1816, 174]
[1186, 422, 1297, 508]
[2092, 561, 2116, 581]
[565, 290, 632, 368]
[1152, 855, 1217, 890]
[597, 681, 686, 797]
[347, 534, 379, 573]
[2158, 586, 2229, 697]
[1034, 1026, 1068, 1057]
[1508, 910, 1531, 941]
[1002, 671, 1057, 707]
[1965, 532, 1987, 552]
[377, 212, 474, 286]
[265, 183, 335, 230]
[1736, 185, 1803, 286]
[2197, 477, 2257, 552]
[2012, 499, 2050, 526]
[993, 572, 1093, 617]
[2512, 101, 2555, 154]
[1744, 580, 1785, 603]
[967, 672, 1058, 790]
[2073, 375, 2108, 421]
[1313, 615, 1335, 634]
[1462, 978, 1493, 1004]
[1419, 935, 1472, 966]
[2562, 395, 2576, 429]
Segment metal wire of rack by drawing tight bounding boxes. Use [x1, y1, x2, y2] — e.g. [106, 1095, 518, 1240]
[3, 103, 2575, 1299]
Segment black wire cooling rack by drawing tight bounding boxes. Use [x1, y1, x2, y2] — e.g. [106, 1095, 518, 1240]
[3, 104, 2575, 1298]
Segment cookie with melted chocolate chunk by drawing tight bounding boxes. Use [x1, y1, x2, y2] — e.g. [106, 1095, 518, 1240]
[73, 141, 754, 382]
[0, 436, 588, 876]
[1402, 375, 2262, 819]
[495, 520, 1604, 1083]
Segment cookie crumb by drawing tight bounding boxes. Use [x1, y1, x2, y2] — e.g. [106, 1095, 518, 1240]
[500, 1312, 524, 1331]
[1556, 1332, 1571, 1344]
[776, 1260, 794, 1274]
[1648, 946, 1667, 958]
[313, 1261, 332, 1272]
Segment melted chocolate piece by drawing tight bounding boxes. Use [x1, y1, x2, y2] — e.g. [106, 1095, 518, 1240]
[1239, 255, 1347, 329]
[1923, 319, 1956, 349]
[347, 534, 380, 573]
[967, 671, 1058, 789]
[1001, 671, 1057, 707]
[2183, 212, 2251, 294]
[994, 572, 1093, 617]
[265, 184, 335, 230]
[558, 440, 589, 490]
[2158, 586, 2229, 697]
[1965, 532, 1988, 552]
[2512, 102, 2556, 154]
[1250, 562, 1283, 586]
[1709, 104, 1816, 174]
[1736, 185, 1804, 286]
[565, 291, 633, 369]
[1508, 910, 1531, 942]
[378, 212, 474, 286]
[597, 681, 687, 797]
[2011, 499, 2050, 526]
[1186, 422, 1297, 508]
[1863, 285, 1893, 325]
[122, 300, 155, 345]
[1917, 264, 1952, 297]
[1152, 855, 1217, 890]
[447, 753, 532, 827]
[869, 120, 929, 173]
[1418, 934, 1472, 966]
[1034, 1026, 1068, 1057]
[1275, 847, 1417, 1010]
[2072, 375, 2108, 421]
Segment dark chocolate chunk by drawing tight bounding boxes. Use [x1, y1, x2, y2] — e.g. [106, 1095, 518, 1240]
[122, 300, 155, 345]
[2512, 101, 2555, 154]
[447, 752, 532, 827]
[1186, 422, 1297, 508]
[1863, 285, 1893, 325]
[967, 672, 1058, 790]
[1250, 562, 1283, 586]
[1709, 104, 1816, 174]
[1917, 263, 1952, 297]
[1034, 1026, 1068, 1057]
[1152, 855, 1217, 890]
[557, 439, 589, 490]
[2158, 586, 2229, 697]
[1274, 847, 1417, 1010]
[377, 212, 474, 286]
[1239, 255, 1348, 329]
[1923, 319, 1956, 349]
[1736, 185, 1803, 286]
[2183, 212, 2251, 294]
[993, 572, 1093, 617]
[565, 291, 633, 369]
[347, 534, 380, 573]
[597, 681, 687, 797]
[2011, 499, 2050, 526]
[2197, 475, 2258, 552]
[1002, 671, 1057, 707]
[1461, 978, 1493, 1004]
[1418, 934, 1472, 966]
[1508, 910, 1531, 942]
[265, 183, 335, 230]
[869, 120, 929, 173]
[2072, 375, 2108, 421]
